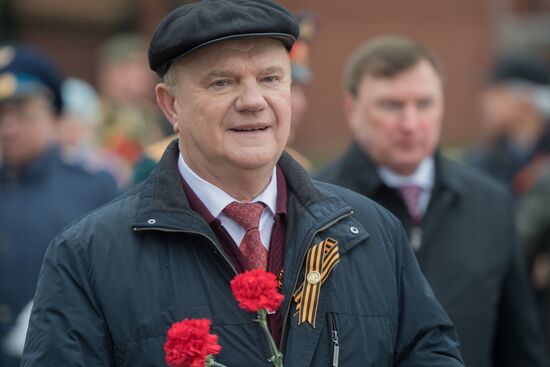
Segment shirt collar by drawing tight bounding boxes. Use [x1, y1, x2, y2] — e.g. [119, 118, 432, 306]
[177, 153, 278, 218]
[377, 156, 435, 191]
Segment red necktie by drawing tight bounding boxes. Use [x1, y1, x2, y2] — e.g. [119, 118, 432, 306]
[398, 185, 423, 223]
[223, 201, 267, 270]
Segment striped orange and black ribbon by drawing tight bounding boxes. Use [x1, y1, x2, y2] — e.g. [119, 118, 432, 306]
[293, 237, 340, 327]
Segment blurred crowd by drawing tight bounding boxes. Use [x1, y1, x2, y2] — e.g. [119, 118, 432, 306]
[2, 6, 550, 367]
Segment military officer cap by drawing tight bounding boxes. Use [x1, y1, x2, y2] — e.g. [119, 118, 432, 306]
[148, 0, 300, 77]
[0, 44, 64, 114]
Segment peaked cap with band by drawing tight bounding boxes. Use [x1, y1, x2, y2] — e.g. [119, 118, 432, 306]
[0, 44, 64, 115]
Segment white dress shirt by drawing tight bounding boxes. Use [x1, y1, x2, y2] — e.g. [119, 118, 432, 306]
[377, 157, 435, 216]
[177, 154, 277, 249]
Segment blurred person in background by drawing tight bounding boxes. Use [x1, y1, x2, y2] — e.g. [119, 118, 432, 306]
[59, 77, 130, 187]
[316, 36, 548, 367]
[467, 53, 550, 358]
[285, 10, 320, 172]
[58, 78, 101, 164]
[517, 162, 550, 356]
[96, 33, 170, 187]
[0, 44, 117, 367]
[466, 54, 550, 195]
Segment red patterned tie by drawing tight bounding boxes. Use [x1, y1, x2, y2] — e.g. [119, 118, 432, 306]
[398, 185, 423, 223]
[223, 201, 267, 270]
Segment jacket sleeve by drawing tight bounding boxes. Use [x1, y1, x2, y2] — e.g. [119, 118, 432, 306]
[492, 199, 549, 367]
[391, 223, 464, 366]
[21, 232, 114, 366]
[516, 168, 550, 268]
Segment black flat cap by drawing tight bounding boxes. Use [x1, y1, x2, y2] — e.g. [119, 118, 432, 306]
[489, 54, 550, 86]
[148, 0, 299, 77]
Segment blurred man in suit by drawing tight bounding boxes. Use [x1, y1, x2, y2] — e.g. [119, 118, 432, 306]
[317, 36, 548, 367]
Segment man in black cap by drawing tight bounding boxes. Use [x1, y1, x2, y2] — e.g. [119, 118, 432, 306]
[466, 54, 550, 195]
[22, 2, 463, 366]
[0, 44, 117, 367]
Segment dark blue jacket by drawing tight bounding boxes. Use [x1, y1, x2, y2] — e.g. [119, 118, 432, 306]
[0, 146, 117, 367]
[22, 142, 463, 366]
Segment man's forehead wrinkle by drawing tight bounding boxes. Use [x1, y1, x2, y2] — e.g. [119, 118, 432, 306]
[188, 56, 288, 82]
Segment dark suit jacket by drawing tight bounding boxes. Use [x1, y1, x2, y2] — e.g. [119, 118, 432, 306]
[316, 142, 549, 367]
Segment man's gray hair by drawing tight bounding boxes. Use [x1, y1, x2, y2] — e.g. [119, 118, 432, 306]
[163, 63, 178, 91]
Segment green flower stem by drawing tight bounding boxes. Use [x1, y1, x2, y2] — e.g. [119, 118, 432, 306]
[205, 355, 228, 367]
[257, 309, 284, 367]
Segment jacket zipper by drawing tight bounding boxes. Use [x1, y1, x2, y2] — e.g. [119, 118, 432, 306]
[136, 210, 352, 365]
[279, 210, 353, 351]
[328, 313, 340, 367]
[134, 226, 275, 362]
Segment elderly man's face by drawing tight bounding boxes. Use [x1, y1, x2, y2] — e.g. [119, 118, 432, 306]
[345, 60, 444, 175]
[0, 96, 57, 166]
[159, 38, 291, 182]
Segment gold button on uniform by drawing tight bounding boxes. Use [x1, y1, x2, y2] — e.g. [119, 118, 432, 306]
[307, 271, 321, 284]
[0, 73, 16, 99]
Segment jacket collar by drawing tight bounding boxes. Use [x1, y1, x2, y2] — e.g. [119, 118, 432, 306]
[132, 140, 347, 231]
[132, 141, 367, 367]
[433, 151, 468, 197]
[341, 141, 466, 198]
[338, 142, 384, 196]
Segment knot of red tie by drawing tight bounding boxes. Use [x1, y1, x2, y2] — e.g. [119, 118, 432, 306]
[223, 201, 265, 231]
[223, 201, 267, 270]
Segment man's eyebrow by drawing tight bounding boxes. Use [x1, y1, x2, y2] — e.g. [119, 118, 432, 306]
[199, 65, 287, 83]
[376, 96, 402, 102]
[201, 70, 237, 82]
[261, 66, 286, 75]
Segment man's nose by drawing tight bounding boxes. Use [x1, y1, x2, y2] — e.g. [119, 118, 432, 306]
[235, 81, 267, 112]
[0, 113, 20, 134]
[400, 105, 420, 130]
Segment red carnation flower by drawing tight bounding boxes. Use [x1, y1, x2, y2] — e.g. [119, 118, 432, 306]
[164, 318, 222, 367]
[230, 269, 284, 313]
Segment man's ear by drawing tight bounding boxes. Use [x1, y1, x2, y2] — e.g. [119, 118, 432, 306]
[343, 91, 358, 132]
[155, 83, 179, 133]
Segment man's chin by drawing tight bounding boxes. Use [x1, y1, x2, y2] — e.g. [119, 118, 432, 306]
[230, 151, 280, 171]
[387, 157, 424, 175]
